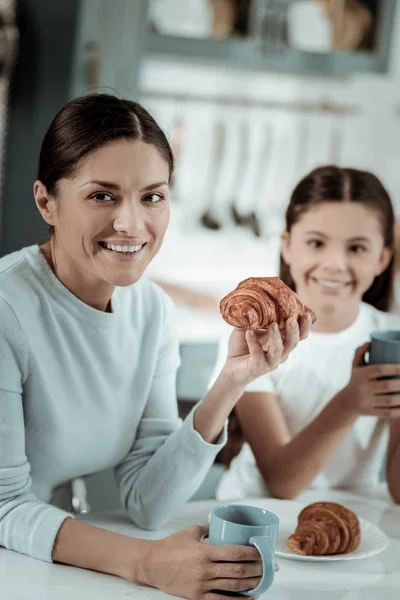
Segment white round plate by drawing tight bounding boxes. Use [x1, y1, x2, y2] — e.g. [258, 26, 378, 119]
[276, 516, 388, 562]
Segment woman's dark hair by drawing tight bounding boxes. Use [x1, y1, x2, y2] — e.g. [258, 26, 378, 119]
[217, 164, 395, 469]
[280, 165, 395, 312]
[38, 93, 174, 234]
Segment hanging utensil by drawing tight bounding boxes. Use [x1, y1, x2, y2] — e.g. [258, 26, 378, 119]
[232, 119, 273, 237]
[230, 117, 251, 224]
[258, 112, 299, 238]
[200, 117, 226, 230]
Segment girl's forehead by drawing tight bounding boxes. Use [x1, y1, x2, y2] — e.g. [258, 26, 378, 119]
[294, 202, 384, 238]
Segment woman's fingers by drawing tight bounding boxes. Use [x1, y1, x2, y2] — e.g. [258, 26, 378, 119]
[264, 324, 284, 367]
[209, 561, 263, 579]
[281, 318, 300, 360]
[299, 313, 313, 340]
[204, 594, 255, 600]
[245, 329, 266, 366]
[209, 577, 262, 593]
[210, 543, 260, 562]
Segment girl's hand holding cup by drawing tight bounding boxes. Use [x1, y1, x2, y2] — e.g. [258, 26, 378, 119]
[339, 336, 400, 419]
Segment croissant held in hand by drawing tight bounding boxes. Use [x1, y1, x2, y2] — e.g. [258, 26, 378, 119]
[287, 502, 361, 556]
[220, 277, 315, 330]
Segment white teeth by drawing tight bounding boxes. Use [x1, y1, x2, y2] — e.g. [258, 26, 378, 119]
[104, 243, 143, 254]
[316, 279, 349, 288]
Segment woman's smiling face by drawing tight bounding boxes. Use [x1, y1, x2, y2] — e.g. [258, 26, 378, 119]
[35, 138, 171, 289]
[281, 201, 392, 313]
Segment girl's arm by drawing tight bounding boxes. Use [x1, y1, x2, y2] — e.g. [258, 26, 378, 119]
[386, 419, 400, 503]
[235, 389, 357, 499]
[237, 343, 400, 499]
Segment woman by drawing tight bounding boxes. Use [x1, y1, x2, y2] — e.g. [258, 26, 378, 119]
[0, 93, 311, 599]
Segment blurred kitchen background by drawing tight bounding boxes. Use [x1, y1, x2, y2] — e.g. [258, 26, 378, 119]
[0, 0, 399, 509]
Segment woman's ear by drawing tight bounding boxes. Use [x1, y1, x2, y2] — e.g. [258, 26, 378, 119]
[376, 247, 393, 276]
[33, 181, 57, 226]
[281, 230, 291, 265]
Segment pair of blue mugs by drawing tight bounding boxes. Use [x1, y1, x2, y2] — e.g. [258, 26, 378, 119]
[209, 330, 400, 597]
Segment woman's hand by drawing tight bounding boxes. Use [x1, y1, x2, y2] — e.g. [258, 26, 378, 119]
[130, 525, 266, 600]
[338, 343, 400, 419]
[222, 314, 312, 387]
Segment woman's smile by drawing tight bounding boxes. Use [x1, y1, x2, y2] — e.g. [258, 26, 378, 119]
[98, 240, 147, 261]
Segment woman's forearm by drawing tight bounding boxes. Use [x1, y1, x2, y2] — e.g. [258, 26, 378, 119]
[193, 371, 244, 443]
[52, 517, 149, 582]
[256, 390, 358, 499]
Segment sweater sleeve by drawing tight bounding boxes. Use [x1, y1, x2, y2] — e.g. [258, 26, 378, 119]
[0, 296, 72, 562]
[114, 293, 228, 530]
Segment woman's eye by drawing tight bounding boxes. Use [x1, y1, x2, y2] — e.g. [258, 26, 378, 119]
[143, 193, 164, 204]
[90, 192, 114, 202]
[307, 239, 323, 249]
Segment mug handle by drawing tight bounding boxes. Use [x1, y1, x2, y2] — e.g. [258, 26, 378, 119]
[241, 535, 275, 597]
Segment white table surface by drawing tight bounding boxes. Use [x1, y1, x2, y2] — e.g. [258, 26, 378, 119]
[2, 486, 399, 600]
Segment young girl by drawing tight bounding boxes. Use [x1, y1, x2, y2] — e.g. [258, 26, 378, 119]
[213, 165, 400, 503]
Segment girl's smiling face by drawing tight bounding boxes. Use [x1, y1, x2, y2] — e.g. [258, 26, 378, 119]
[281, 201, 392, 315]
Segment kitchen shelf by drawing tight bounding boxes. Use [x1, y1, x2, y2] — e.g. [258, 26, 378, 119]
[146, 0, 397, 76]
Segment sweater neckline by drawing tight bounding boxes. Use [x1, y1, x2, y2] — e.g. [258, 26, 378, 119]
[25, 244, 120, 327]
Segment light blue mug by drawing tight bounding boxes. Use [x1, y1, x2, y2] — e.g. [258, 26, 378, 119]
[209, 504, 279, 597]
[370, 330, 400, 365]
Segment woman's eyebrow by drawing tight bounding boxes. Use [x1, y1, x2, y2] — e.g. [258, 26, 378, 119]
[79, 180, 121, 190]
[140, 181, 168, 192]
[78, 180, 168, 192]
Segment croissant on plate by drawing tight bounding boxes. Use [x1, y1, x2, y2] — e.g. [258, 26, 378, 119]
[220, 276, 316, 330]
[287, 501, 361, 556]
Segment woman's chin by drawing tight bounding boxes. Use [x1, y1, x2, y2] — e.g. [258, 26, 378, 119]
[103, 267, 144, 288]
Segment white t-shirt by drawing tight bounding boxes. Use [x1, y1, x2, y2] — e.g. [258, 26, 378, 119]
[213, 302, 400, 500]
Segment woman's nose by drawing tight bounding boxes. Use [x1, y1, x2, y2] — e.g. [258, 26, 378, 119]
[113, 200, 145, 234]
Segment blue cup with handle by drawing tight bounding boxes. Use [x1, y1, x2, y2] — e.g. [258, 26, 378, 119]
[209, 504, 279, 597]
[370, 330, 400, 365]
[369, 330, 400, 396]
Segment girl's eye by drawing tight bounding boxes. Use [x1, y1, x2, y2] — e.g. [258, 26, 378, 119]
[143, 193, 164, 204]
[307, 239, 323, 249]
[350, 244, 366, 254]
[90, 192, 114, 202]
